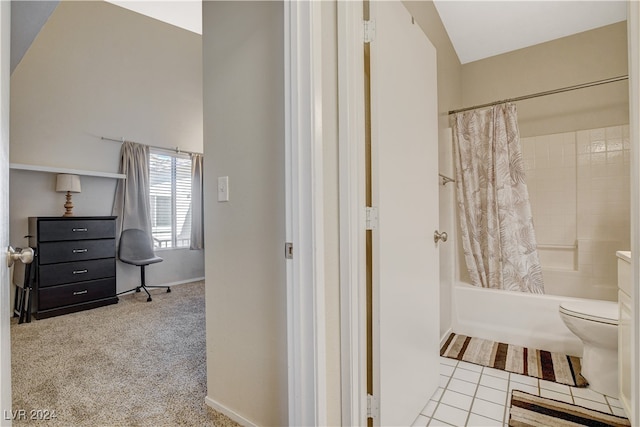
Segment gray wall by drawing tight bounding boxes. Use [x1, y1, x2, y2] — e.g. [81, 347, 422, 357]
[203, 2, 287, 425]
[9, 1, 204, 293]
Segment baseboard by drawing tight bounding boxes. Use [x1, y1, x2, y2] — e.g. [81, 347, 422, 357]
[204, 396, 259, 427]
[159, 277, 205, 288]
[440, 327, 453, 350]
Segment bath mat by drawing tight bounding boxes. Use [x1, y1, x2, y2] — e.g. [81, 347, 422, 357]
[440, 333, 588, 387]
[508, 390, 630, 427]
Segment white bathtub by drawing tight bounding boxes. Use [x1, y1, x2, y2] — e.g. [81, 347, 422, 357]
[451, 282, 585, 356]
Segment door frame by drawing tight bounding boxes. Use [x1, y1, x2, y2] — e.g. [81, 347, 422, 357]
[285, 1, 368, 424]
[1, 1, 12, 425]
[337, 1, 368, 426]
[283, 1, 327, 426]
[628, 2, 639, 425]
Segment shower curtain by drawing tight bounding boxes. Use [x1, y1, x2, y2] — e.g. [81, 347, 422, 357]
[453, 103, 544, 294]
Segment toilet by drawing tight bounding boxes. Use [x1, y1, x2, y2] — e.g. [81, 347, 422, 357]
[559, 300, 619, 398]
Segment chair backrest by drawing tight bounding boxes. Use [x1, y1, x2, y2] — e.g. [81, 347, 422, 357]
[119, 229, 157, 262]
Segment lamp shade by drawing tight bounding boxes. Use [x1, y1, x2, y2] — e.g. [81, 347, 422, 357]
[56, 174, 81, 193]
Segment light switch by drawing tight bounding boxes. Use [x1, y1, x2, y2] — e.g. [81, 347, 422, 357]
[217, 176, 229, 202]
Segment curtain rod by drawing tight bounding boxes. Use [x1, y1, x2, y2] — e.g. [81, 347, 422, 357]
[448, 75, 629, 115]
[101, 136, 203, 156]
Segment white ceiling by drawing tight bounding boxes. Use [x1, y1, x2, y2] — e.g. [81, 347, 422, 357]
[103, 1, 628, 65]
[106, 0, 202, 35]
[433, 1, 627, 64]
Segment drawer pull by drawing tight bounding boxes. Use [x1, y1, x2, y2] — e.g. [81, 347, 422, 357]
[72, 228, 88, 232]
[73, 290, 88, 296]
[72, 269, 88, 274]
[72, 249, 88, 254]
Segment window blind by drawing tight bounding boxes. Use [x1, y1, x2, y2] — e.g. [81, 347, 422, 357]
[149, 150, 192, 248]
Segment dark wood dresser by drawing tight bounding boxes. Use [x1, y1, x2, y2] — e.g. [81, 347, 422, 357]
[28, 216, 119, 319]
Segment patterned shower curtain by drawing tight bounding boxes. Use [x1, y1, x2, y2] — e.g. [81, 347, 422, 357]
[452, 103, 544, 294]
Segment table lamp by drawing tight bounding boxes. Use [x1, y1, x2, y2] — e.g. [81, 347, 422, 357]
[56, 174, 81, 217]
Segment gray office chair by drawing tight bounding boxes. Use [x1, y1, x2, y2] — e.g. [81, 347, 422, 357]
[117, 228, 170, 302]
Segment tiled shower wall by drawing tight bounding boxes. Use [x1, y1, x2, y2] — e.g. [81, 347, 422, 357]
[521, 125, 630, 300]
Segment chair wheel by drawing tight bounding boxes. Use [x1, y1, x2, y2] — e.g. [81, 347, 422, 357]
[147, 296, 152, 302]
[136, 288, 141, 293]
[167, 288, 171, 293]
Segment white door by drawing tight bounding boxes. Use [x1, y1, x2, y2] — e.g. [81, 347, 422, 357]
[369, 2, 440, 425]
[0, 1, 12, 423]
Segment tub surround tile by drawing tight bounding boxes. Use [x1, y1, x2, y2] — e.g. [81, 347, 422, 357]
[525, 125, 630, 297]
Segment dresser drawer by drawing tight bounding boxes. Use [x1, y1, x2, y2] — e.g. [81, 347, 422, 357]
[38, 278, 116, 311]
[38, 239, 116, 265]
[38, 219, 115, 242]
[39, 258, 115, 288]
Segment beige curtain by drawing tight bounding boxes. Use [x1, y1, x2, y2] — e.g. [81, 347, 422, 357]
[111, 141, 152, 240]
[190, 153, 204, 250]
[453, 103, 544, 294]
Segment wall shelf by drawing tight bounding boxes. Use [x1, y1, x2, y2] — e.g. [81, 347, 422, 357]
[10, 163, 125, 179]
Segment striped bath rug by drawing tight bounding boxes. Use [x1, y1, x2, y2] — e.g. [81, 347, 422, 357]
[441, 333, 588, 387]
[509, 390, 630, 426]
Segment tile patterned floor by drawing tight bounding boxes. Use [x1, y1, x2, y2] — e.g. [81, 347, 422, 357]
[412, 357, 627, 426]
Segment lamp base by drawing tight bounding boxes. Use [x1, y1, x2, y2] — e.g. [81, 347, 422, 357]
[63, 191, 74, 217]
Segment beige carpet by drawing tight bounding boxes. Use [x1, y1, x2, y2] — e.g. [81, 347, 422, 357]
[441, 333, 588, 387]
[10, 281, 239, 427]
[509, 390, 631, 426]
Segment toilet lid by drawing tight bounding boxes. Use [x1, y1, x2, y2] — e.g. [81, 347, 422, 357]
[559, 300, 619, 325]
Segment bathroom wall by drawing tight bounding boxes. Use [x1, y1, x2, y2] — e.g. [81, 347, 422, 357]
[521, 124, 630, 300]
[461, 22, 628, 138]
[459, 21, 629, 288]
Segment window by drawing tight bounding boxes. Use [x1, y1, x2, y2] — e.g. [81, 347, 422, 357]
[149, 150, 192, 248]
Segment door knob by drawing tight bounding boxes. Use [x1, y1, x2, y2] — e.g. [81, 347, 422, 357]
[7, 246, 34, 268]
[434, 230, 448, 244]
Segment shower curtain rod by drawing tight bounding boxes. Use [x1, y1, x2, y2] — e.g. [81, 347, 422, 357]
[448, 75, 629, 115]
[101, 136, 203, 156]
